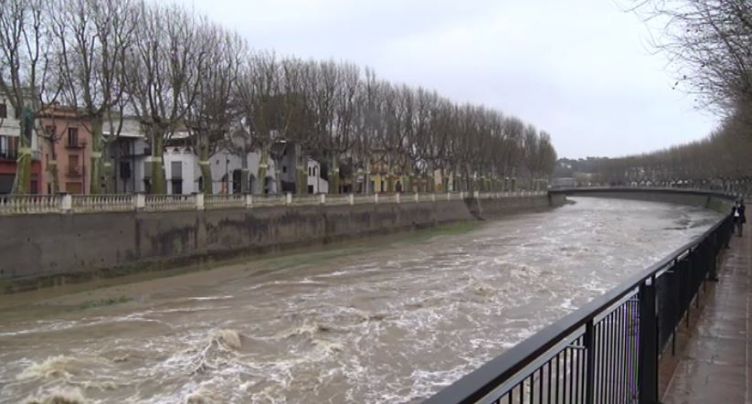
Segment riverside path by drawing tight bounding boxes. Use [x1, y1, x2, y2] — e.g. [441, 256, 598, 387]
[663, 220, 751, 403]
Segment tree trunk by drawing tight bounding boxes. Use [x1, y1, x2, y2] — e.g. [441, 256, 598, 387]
[150, 131, 166, 194]
[297, 167, 307, 194]
[439, 167, 446, 192]
[198, 142, 212, 196]
[11, 109, 33, 194]
[258, 148, 269, 194]
[240, 150, 249, 194]
[364, 171, 371, 195]
[47, 137, 59, 194]
[89, 117, 105, 194]
[329, 156, 340, 194]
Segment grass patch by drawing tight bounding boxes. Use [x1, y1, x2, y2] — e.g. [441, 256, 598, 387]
[79, 295, 131, 310]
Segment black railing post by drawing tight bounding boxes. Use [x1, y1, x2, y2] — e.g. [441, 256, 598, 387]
[584, 319, 595, 404]
[638, 277, 659, 404]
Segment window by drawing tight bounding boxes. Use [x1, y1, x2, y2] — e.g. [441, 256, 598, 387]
[68, 155, 80, 175]
[119, 161, 131, 179]
[282, 165, 287, 174]
[67, 128, 79, 147]
[0, 103, 7, 119]
[0, 136, 17, 159]
[171, 179, 183, 195]
[171, 161, 182, 180]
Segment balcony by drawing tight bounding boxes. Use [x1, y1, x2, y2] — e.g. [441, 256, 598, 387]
[65, 141, 87, 150]
[0, 150, 18, 161]
[67, 168, 83, 178]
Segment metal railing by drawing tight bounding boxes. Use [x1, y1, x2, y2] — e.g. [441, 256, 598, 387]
[426, 193, 735, 404]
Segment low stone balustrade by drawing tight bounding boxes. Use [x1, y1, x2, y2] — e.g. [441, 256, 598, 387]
[0, 190, 543, 215]
[72, 194, 135, 212]
[143, 194, 197, 211]
[0, 195, 63, 215]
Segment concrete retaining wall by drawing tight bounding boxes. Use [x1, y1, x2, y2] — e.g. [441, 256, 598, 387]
[551, 188, 735, 214]
[0, 195, 561, 292]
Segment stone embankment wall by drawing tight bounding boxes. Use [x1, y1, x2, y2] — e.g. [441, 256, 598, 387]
[0, 194, 565, 292]
[552, 188, 734, 214]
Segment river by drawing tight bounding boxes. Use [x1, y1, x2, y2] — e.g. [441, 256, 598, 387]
[0, 197, 722, 403]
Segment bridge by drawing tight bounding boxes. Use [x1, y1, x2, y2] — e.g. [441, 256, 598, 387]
[427, 187, 749, 404]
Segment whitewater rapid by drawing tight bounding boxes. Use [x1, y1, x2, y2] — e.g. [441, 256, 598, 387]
[0, 197, 722, 403]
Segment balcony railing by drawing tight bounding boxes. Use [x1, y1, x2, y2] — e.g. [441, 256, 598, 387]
[0, 150, 18, 161]
[65, 141, 86, 150]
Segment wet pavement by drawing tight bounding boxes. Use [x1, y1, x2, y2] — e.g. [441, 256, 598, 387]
[663, 226, 751, 404]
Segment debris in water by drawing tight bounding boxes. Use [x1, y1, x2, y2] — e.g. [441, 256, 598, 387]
[214, 329, 242, 350]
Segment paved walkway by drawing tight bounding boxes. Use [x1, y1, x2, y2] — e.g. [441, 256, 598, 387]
[663, 227, 751, 404]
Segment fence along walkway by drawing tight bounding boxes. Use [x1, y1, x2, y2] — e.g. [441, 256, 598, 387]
[0, 191, 547, 215]
[663, 226, 751, 404]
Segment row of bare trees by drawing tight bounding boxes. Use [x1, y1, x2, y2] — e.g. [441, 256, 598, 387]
[582, 109, 752, 192]
[0, 0, 557, 195]
[581, 2, 752, 193]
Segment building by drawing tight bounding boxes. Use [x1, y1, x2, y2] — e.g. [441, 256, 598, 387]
[272, 141, 299, 194]
[163, 130, 199, 195]
[0, 98, 42, 194]
[307, 158, 328, 194]
[106, 117, 150, 194]
[39, 105, 93, 194]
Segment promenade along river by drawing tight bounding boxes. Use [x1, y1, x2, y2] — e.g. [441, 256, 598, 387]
[0, 197, 722, 403]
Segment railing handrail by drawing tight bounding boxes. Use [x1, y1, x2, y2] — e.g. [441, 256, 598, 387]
[426, 190, 737, 403]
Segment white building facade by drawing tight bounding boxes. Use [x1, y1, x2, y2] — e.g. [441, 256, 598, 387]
[307, 158, 328, 194]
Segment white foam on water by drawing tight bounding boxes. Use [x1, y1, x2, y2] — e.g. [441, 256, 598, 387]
[23, 386, 87, 404]
[186, 295, 234, 302]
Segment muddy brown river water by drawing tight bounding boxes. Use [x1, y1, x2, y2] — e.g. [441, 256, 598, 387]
[0, 197, 722, 403]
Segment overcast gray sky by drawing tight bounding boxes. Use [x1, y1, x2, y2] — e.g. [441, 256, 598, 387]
[176, 0, 719, 159]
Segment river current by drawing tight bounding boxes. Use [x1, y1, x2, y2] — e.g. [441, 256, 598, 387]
[0, 197, 722, 403]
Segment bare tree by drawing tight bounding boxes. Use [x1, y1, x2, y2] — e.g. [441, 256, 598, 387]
[236, 51, 281, 194]
[124, 3, 207, 194]
[186, 25, 244, 195]
[635, 1, 752, 113]
[49, 0, 138, 194]
[0, 0, 56, 194]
